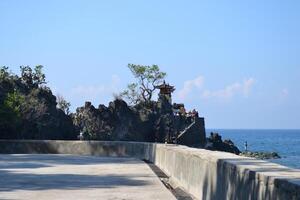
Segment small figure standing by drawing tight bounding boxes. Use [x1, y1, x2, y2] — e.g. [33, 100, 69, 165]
[244, 141, 248, 152]
[78, 132, 84, 141]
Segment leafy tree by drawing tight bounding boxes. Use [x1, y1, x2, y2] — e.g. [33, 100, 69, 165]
[4, 90, 25, 116]
[120, 83, 140, 105]
[20, 65, 46, 87]
[121, 64, 166, 104]
[0, 66, 10, 80]
[56, 94, 71, 115]
[0, 90, 25, 138]
[0, 65, 76, 140]
[33, 65, 46, 86]
[20, 66, 33, 86]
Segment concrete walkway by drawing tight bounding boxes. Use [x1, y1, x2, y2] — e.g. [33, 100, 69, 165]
[0, 154, 176, 200]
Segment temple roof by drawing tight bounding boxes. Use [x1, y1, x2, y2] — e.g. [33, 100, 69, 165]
[156, 81, 175, 93]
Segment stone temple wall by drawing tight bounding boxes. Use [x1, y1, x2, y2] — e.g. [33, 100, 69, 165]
[0, 140, 299, 200]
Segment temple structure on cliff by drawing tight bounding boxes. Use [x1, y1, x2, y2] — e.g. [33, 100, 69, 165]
[156, 81, 175, 104]
[155, 80, 206, 146]
[74, 80, 206, 148]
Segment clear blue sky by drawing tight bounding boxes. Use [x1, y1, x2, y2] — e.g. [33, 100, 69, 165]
[1, 0, 299, 129]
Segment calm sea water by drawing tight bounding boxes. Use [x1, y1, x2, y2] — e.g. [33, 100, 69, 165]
[206, 129, 300, 169]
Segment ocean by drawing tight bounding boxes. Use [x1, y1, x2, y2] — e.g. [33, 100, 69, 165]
[206, 129, 300, 169]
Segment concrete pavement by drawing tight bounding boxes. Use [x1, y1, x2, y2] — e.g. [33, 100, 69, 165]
[0, 154, 176, 200]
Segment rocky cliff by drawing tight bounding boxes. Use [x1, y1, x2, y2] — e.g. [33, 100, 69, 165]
[73, 97, 207, 147]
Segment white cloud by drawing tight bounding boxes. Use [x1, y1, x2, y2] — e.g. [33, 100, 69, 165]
[280, 88, 289, 98]
[70, 74, 121, 100]
[177, 76, 204, 100]
[202, 78, 255, 99]
[71, 85, 106, 98]
[243, 78, 255, 97]
[177, 76, 255, 102]
[202, 82, 241, 99]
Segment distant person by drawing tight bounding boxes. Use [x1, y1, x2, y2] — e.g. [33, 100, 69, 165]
[78, 132, 84, 140]
[244, 141, 248, 152]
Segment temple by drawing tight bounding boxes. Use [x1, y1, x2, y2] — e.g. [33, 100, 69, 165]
[155, 80, 206, 146]
[156, 81, 175, 104]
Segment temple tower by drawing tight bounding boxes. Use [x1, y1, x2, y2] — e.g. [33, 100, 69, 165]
[156, 81, 175, 104]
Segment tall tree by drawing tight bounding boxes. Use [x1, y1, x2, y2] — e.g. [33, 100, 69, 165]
[121, 64, 166, 105]
[56, 94, 71, 115]
[0, 66, 10, 80]
[20, 65, 46, 88]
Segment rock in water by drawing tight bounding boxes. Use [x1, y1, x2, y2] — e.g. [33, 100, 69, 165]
[240, 151, 281, 159]
[205, 132, 241, 155]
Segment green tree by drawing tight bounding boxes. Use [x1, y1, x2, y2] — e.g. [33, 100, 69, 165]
[121, 64, 166, 104]
[0, 90, 25, 138]
[20, 66, 33, 86]
[33, 65, 46, 86]
[20, 65, 46, 87]
[0, 66, 10, 80]
[4, 90, 25, 116]
[120, 83, 140, 105]
[56, 94, 71, 115]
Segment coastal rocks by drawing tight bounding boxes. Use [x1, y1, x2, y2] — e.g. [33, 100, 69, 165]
[73, 101, 114, 140]
[18, 87, 77, 140]
[108, 99, 142, 141]
[73, 99, 155, 141]
[240, 151, 281, 159]
[205, 132, 241, 155]
[204, 132, 281, 159]
[73, 97, 207, 147]
[155, 113, 175, 143]
[73, 81, 207, 146]
[176, 116, 206, 147]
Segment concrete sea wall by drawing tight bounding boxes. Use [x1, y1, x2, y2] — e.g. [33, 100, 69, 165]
[0, 140, 299, 200]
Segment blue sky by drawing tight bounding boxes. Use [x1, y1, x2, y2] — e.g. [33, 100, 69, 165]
[1, 0, 299, 129]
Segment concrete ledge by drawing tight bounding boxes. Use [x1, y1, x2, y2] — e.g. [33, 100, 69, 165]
[0, 140, 299, 200]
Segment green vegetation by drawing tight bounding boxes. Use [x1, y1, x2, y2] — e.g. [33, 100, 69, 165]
[0, 66, 76, 140]
[0, 63, 170, 142]
[57, 94, 71, 115]
[0, 90, 25, 138]
[0, 64, 168, 140]
[120, 64, 166, 105]
[0, 64, 208, 148]
[20, 65, 46, 87]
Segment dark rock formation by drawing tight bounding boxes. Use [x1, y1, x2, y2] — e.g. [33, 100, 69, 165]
[73, 102, 113, 140]
[73, 95, 207, 147]
[205, 132, 241, 155]
[1, 67, 207, 146]
[240, 151, 281, 159]
[73, 99, 156, 141]
[19, 87, 76, 140]
[176, 117, 206, 147]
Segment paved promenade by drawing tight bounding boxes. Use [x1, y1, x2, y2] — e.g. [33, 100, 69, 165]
[0, 154, 176, 200]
